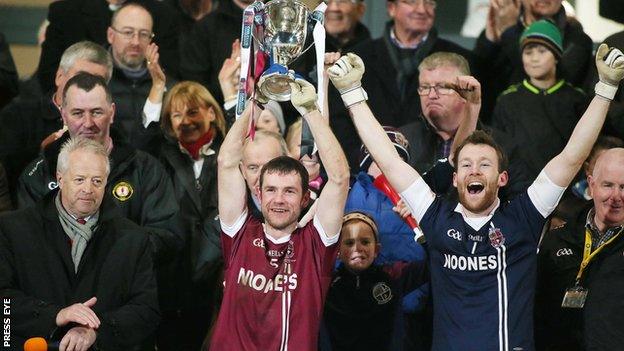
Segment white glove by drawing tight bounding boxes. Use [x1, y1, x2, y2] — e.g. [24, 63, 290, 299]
[595, 43, 624, 100]
[289, 78, 319, 116]
[328, 53, 368, 107]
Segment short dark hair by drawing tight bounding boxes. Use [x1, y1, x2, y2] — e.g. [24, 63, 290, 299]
[453, 130, 508, 172]
[259, 156, 309, 194]
[62, 72, 112, 108]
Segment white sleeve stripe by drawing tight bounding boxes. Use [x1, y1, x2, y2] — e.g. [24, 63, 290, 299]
[220, 210, 249, 237]
[400, 177, 436, 222]
[313, 215, 339, 247]
[528, 171, 566, 218]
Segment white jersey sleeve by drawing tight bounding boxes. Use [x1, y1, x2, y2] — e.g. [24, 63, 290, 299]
[527, 170, 566, 218]
[220, 209, 249, 237]
[399, 177, 436, 222]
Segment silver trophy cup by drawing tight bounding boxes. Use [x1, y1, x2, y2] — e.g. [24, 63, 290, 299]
[257, 0, 310, 102]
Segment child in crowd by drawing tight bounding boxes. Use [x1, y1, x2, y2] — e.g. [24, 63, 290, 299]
[491, 19, 589, 181]
[321, 211, 428, 351]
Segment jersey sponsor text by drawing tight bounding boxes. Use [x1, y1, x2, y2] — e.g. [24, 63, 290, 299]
[442, 253, 498, 271]
[237, 267, 298, 293]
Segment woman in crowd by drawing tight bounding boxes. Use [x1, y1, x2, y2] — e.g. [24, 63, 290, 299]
[156, 81, 227, 351]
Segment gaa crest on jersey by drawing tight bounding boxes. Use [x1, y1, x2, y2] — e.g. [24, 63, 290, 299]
[112, 181, 133, 201]
[488, 226, 505, 248]
[372, 282, 393, 304]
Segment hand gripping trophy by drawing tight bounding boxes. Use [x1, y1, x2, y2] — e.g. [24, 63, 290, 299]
[235, 0, 327, 119]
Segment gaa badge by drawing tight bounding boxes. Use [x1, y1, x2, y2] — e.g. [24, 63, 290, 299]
[112, 181, 134, 202]
[488, 225, 505, 248]
[372, 282, 393, 305]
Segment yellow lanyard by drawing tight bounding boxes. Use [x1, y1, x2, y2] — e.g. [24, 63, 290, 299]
[575, 228, 624, 283]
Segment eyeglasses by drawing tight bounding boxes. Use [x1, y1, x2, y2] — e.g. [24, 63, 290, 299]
[323, 0, 359, 5]
[110, 27, 154, 42]
[397, 0, 437, 9]
[417, 84, 456, 96]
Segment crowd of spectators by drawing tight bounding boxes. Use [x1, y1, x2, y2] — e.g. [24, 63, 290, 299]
[1, 0, 624, 350]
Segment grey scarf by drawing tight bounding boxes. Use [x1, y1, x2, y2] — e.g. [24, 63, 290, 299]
[55, 193, 99, 272]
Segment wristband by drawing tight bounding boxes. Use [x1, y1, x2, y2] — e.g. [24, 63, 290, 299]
[595, 81, 618, 101]
[340, 86, 368, 107]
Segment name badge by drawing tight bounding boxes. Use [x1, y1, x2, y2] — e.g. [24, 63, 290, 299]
[561, 286, 588, 308]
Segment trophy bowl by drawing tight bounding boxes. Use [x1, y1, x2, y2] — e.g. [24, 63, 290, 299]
[258, 0, 310, 101]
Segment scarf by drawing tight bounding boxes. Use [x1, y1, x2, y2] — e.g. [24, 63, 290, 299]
[55, 193, 99, 272]
[180, 129, 215, 160]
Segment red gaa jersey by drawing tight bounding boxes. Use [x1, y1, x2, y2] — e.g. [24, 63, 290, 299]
[209, 211, 339, 351]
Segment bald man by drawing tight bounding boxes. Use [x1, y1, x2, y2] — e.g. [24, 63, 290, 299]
[536, 148, 624, 350]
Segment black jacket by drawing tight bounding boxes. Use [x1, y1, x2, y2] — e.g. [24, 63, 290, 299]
[179, 0, 242, 104]
[474, 6, 593, 123]
[322, 262, 428, 351]
[536, 204, 624, 351]
[0, 92, 63, 199]
[17, 130, 182, 263]
[109, 64, 173, 156]
[492, 80, 589, 181]
[38, 0, 180, 92]
[0, 162, 10, 212]
[0, 32, 18, 110]
[353, 23, 476, 129]
[0, 190, 159, 349]
[157, 140, 222, 312]
[399, 119, 531, 200]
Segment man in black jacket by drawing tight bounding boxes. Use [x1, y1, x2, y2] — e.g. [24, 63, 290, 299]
[17, 73, 182, 264]
[353, 0, 476, 130]
[107, 2, 174, 156]
[37, 0, 179, 93]
[0, 137, 159, 350]
[0, 41, 112, 204]
[536, 148, 624, 350]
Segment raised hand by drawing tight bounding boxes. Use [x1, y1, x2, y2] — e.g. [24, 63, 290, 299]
[289, 78, 318, 116]
[145, 43, 165, 89]
[485, 0, 520, 42]
[55, 297, 100, 329]
[595, 44, 624, 100]
[219, 39, 242, 102]
[328, 53, 368, 107]
[454, 75, 482, 106]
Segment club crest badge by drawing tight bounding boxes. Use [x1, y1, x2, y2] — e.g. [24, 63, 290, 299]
[112, 181, 133, 202]
[488, 226, 505, 248]
[372, 282, 393, 305]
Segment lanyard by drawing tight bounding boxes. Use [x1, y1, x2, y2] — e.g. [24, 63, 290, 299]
[575, 227, 624, 283]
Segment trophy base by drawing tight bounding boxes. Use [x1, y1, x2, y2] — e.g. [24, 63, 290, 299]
[258, 64, 303, 102]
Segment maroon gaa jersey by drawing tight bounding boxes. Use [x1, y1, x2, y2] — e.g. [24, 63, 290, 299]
[209, 212, 339, 351]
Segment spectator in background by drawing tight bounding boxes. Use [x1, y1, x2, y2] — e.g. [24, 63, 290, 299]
[38, 0, 179, 93]
[0, 32, 18, 110]
[0, 163, 10, 213]
[180, 0, 249, 103]
[491, 20, 588, 181]
[17, 72, 182, 264]
[156, 81, 226, 350]
[107, 2, 175, 155]
[0, 41, 112, 204]
[536, 148, 624, 350]
[474, 0, 592, 123]
[353, 0, 476, 130]
[321, 212, 428, 351]
[256, 100, 286, 136]
[399, 52, 529, 199]
[0, 137, 159, 350]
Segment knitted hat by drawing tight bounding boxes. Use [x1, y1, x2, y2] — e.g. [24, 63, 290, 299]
[263, 100, 286, 136]
[359, 126, 410, 172]
[520, 19, 563, 59]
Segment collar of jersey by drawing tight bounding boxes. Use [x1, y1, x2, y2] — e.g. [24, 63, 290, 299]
[522, 79, 565, 95]
[262, 223, 292, 244]
[454, 198, 501, 231]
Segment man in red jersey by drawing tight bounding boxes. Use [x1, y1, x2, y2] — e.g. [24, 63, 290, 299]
[211, 76, 350, 351]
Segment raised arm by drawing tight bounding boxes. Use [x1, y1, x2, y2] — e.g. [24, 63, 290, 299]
[327, 53, 419, 193]
[543, 44, 624, 187]
[217, 106, 251, 226]
[289, 79, 349, 237]
[449, 76, 481, 166]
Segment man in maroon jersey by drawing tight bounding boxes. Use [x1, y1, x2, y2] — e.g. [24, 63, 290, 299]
[211, 77, 350, 351]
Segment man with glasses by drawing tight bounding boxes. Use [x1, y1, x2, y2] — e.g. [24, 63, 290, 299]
[352, 0, 475, 130]
[399, 52, 529, 199]
[37, 0, 180, 93]
[107, 2, 175, 156]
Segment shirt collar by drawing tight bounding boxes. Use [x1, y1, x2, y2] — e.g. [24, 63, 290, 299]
[454, 198, 501, 231]
[390, 26, 428, 49]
